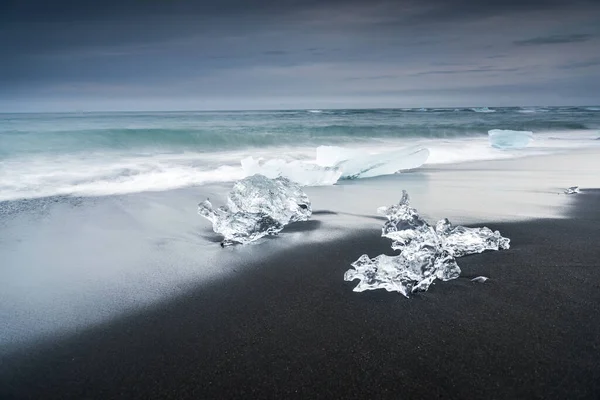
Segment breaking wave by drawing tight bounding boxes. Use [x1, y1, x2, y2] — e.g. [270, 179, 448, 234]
[2, 108, 600, 201]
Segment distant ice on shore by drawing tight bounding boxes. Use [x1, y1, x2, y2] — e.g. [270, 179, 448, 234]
[241, 145, 429, 186]
[488, 129, 534, 149]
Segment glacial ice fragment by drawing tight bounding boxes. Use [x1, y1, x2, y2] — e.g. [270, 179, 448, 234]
[198, 174, 312, 245]
[378, 190, 436, 251]
[344, 250, 460, 297]
[317, 145, 430, 179]
[435, 218, 510, 257]
[471, 276, 489, 283]
[240, 157, 342, 186]
[488, 129, 534, 149]
[344, 191, 510, 297]
[241, 145, 429, 187]
[564, 186, 580, 194]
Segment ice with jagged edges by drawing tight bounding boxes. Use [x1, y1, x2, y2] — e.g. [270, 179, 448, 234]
[241, 157, 342, 186]
[488, 129, 534, 149]
[344, 191, 510, 297]
[435, 218, 510, 257]
[198, 174, 312, 245]
[564, 186, 580, 194]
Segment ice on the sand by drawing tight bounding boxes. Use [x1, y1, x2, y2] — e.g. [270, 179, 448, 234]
[241, 157, 341, 186]
[471, 276, 489, 283]
[241, 145, 430, 186]
[344, 191, 510, 297]
[435, 218, 510, 257]
[564, 186, 580, 195]
[198, 174, 311, 245]
[316, 145, 430, 179]
[344, 251, 460, 297]
[488, 129, 534, 149]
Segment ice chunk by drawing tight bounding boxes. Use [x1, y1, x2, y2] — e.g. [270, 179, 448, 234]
[198, 174, 312, 245]
[344, 249, 461, 297]
[564, 186, 580, 194]
[240, 157, 341, 186]
[435, 218, 510, 257]
[471, 276, 489, 283]
[315, 146, 363, 167]
[378, 190, 436, 251]
[337, 146, 430, 179]
[344, 191, 510, 297]
[316, 145, 429, 179]
[488, 129, 534, 149]
[242, 145, 429, 187]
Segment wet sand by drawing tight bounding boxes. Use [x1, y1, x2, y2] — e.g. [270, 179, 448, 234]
[1, 190, 599, 399]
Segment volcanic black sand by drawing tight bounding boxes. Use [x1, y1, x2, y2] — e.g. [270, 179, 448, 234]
[1, 191, 599, 400]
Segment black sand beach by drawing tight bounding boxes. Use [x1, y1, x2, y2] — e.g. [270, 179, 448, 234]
[1, 190, 599, 399]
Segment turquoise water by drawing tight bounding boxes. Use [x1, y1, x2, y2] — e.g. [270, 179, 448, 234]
[1, 107, 599, 200]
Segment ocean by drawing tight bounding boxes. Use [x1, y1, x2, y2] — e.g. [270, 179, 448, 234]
[1, 107, 599, 201]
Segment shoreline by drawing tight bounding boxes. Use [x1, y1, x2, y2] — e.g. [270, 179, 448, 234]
[2, 190, 599, 399]
[1, 149, 599, 354]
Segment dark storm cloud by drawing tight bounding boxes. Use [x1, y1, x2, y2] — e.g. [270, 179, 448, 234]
[1, 0, 600, 111]
[514, 33, 594, 46]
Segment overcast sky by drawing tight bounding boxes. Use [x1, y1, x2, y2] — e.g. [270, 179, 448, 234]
[1, 0, 599, 111]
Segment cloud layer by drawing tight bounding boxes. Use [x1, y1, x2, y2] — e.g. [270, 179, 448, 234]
[1, 0, 599, 111]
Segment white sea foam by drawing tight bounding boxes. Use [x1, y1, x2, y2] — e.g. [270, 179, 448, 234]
[0, 153, 245, 201]
[471, 107, 496, 113]
[2, 131, 600, 201]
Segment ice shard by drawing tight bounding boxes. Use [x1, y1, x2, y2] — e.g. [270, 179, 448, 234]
[471, 276, 489, 283]
[488, 129, 534, 149]
[240, 156, 342, 186]
[316, 145, 430, 179]
[435, 218, 510, 257]
[564, 186, 580, 194]
[378, 190, 436, 251]
[198, 174, 312, 245]
[344, 191, 510, 297]
[343, 250, 460, 297]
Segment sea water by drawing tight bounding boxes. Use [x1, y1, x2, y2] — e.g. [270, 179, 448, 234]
[1, 107, 599, 201]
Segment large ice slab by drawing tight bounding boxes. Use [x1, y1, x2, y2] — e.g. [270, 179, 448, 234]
[488, 129, 534, 149]
[240, 145, 429, 186]
[241, 157, 341, 186]
[335, 146, 430, 179]
[198, 174, 312, 245]
[344, 191, 510, 297]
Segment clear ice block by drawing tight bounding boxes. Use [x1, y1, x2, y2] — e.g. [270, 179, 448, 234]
[198, 174, 312, 245]
[344, 191, 510, 297]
